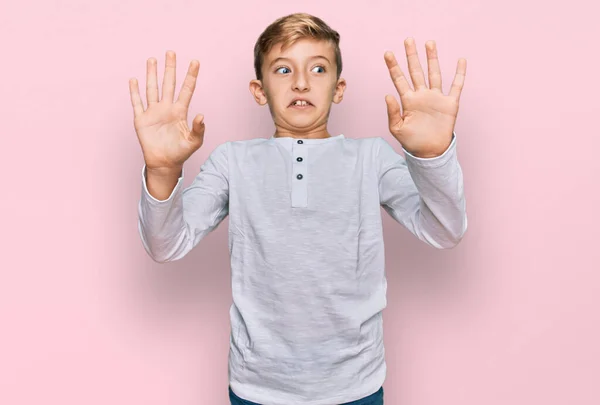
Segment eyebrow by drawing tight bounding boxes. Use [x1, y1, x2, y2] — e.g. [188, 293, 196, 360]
[269, 55, 331, 67]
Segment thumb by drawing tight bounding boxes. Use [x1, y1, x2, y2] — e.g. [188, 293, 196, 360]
[190, 114, 206, 143]
[384, 95, 403, 130]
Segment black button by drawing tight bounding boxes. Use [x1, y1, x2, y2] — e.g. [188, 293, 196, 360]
[296, 157, 303, 162]
[296, 174, 303, 180]
[297, 140, 303, 144]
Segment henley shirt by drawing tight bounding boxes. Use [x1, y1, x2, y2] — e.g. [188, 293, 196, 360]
[137, 132, 467, 405]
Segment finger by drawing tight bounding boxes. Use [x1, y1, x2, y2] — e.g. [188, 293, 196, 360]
[425, 40, 443, 91]
[384, 94, 403, 130]
[404, 37, 427, 90]
[162, 50, 176, 103]
[146, 57, 159, 106]
[384, 51, 412, 99]
[176, 60, 200, 108]
[448, 58, 467, 102]
[190, 114, 205, 144]
[129, 78, 145, 119]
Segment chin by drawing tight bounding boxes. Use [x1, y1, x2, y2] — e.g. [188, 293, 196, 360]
[288, 117, 318, 126]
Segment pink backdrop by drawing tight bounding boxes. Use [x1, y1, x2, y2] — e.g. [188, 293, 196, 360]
[2, 0, 599, 404]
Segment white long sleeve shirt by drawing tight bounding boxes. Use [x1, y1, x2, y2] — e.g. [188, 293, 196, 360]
[137, 132, 467, 405]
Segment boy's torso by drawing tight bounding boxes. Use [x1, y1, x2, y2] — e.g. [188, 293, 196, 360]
[224, 135, 388, 404]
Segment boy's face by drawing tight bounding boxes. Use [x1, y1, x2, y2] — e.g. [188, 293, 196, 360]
[249, 38, 346, 137]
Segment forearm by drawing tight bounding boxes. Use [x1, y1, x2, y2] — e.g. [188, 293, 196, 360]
[137, 144, 230, 262]
[138, 165, 188, 263]
[403, 139, 467, 248]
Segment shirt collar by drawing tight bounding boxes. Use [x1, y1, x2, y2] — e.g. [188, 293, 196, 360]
[269, 134, 345, 145]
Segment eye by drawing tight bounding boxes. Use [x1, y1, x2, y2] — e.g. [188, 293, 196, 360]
[312, 65, 326, 73]
[275, 66, 290, 74]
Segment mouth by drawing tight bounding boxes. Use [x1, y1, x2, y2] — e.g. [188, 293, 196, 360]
[289, 99, 314, 109]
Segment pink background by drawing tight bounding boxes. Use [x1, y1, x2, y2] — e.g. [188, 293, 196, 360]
[2, 0, 599, 404]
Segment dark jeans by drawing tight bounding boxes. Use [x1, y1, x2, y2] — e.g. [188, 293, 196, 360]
[229, 385, 384, 405]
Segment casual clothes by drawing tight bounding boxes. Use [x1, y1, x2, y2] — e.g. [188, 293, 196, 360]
[138, 133, 466, 405]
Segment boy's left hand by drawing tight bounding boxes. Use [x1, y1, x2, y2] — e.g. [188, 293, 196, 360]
[384, 38, 466, 159]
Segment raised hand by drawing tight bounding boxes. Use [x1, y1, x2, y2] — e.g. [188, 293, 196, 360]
[129, 51, 205, 174]
[384, 38, 466, 158]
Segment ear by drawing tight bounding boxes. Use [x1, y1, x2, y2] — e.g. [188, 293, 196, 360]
[249, 79, 268, 106]
[332, 77, 347, 104]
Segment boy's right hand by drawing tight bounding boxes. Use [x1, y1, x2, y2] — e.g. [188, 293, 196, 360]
[129, 51, 205, 175]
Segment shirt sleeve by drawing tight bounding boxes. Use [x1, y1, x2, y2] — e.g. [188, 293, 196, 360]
[137, 142, 230, 262]
[375, 132, 467, 249]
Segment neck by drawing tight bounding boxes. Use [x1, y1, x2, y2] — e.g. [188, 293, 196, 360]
[273, 125, 332, 140]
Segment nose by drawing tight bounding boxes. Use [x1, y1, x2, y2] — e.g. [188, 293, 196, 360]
[292, 71, 309, 92]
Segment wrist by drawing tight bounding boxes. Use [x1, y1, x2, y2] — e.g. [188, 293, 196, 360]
[146, 165, 183, 179]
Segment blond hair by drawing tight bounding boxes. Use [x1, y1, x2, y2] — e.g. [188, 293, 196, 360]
[253, 13, 343, 81]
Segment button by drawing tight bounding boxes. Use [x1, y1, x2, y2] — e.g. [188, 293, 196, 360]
[296, 157, 303, 162]
[296, 174, 303, 180]
[297, 140, 303, 144]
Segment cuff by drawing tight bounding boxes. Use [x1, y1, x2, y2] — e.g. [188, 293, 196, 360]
[141, 164, 185, 204]
[402, 131, 457, 168]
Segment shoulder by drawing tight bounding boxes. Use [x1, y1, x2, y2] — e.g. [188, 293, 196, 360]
[342, 136, 392, 158]
[207, 137, 271, 156]
[344, 135, 387, 147]
[227, 137, 272, 152]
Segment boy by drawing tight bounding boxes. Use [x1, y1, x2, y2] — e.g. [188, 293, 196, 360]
[130, 12, 467, 405]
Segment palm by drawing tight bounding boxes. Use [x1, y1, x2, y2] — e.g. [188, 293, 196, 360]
[384, 38, 466, 158]
[135, 102, 194, 168]
[129, 51, 206, 171]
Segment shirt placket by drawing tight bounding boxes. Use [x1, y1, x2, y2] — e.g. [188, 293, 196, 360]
[291, 139, 309, 208]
